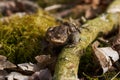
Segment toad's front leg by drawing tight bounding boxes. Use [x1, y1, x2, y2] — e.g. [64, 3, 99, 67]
[67, 31, 80, 47]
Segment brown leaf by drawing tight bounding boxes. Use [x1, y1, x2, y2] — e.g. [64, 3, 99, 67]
[92, 41, 119, 74]
[35, 55, 57, 72]
[84, 0, 92, 4]
[0, 55, 16, 70]
[35, 55, 51, 64]
[18, 63, 39, 72]
[0, 55, 7, 61]
[15, 0, 39, 13]
[29, 68, 52, 80]
[92, 0, 100, 6]
[92, 41, 109, 68]
[6, 72, 29, 80]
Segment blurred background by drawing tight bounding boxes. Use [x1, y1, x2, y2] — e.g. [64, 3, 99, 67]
[0, 0, 113, 19]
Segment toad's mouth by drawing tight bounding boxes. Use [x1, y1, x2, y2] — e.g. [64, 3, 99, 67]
[50, 37, 67, 44]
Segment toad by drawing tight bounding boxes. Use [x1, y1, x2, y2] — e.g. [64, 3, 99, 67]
[45, 22, 81, 47]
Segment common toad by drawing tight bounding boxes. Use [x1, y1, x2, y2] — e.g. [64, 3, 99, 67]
[45, 22, 81, 47]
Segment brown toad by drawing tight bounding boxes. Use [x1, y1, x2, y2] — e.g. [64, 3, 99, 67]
[45, 22, 81, 47]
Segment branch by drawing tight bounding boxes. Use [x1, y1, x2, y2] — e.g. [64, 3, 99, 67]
[54, 0, 120, 80]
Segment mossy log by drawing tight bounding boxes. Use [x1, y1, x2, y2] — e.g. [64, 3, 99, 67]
[0, 9, 57, 63]
[54, 0, 120, 80]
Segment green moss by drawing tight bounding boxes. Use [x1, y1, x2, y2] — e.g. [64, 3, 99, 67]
[0, 9, 57, 63]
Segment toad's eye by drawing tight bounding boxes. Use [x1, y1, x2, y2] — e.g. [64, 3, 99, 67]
[56, 34, 61, 38]
[48, 27, 54, 31]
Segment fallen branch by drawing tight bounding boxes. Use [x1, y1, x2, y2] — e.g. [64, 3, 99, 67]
[54, 0, 120, 80]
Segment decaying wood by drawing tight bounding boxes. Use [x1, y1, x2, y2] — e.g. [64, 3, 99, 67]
[54, 0, 120, 80]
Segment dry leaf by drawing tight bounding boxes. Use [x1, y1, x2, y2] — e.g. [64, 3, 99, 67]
[92, 41, 119, 74]
[35, 55, 51, 64]
[29, 68, 52, 80]
[18, 63, 39, 72]
[0, 55, 7, 61]
[35, 55, 57, 72]
[0, 55, 16, 70]
[6, 72, 29, 80]
[35, 55, 52, 69]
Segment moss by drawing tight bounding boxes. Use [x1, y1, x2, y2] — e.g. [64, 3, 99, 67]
[0, 9, 57, 63]
[54, 12, 120, 80]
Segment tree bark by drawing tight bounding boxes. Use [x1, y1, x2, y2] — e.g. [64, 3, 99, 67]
[54, 0, 120, 80]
